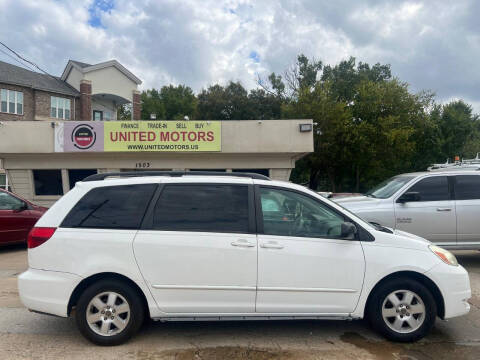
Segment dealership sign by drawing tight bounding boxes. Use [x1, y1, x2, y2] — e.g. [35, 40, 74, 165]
[55, 121, 221, 152]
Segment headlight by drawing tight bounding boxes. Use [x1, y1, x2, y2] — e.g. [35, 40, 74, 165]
[429, 245, 458, 266]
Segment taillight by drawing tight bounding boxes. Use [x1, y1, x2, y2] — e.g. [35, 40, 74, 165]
[27, 227, 56, 249]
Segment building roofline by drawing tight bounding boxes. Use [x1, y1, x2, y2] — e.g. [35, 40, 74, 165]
[0, 79, 80, 97]
[61, 59, 142, 85]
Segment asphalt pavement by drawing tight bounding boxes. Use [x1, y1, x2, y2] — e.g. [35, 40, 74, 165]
[1, 245, 479, 360]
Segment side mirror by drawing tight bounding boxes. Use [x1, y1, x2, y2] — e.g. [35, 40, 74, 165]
[341, 222, 357, 240]
[397, 192, 420, 203]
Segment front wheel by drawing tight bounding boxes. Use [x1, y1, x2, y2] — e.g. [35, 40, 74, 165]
[367, 278, 437, 342]
[75, 279, 145, 346]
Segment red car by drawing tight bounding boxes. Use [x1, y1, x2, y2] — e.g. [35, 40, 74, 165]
[0, 188, 48, 246]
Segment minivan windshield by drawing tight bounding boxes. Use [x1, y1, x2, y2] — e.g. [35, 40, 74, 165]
[365, 175, 415, 199]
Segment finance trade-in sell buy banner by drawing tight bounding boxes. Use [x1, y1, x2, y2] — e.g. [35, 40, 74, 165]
[54, 121, 221, 152]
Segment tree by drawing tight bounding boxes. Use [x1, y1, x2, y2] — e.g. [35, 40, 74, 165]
[438, 100, 477, 159]
[117, 103, 132, 120]
[160, 85, 196, 120]
[196, 82, 253, 120]
[281, 56, 432, 192]
[141, 89, 165, 120]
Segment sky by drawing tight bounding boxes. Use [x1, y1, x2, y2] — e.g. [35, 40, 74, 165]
[0, 0, 479, 112]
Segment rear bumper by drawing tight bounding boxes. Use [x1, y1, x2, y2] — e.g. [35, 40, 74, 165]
[425, 262, 471, 319]
[18, 268, 82, 317]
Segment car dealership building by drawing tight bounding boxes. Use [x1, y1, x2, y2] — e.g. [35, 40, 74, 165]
[0, 59, 313, 207]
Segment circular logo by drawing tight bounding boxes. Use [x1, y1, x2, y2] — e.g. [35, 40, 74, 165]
[72, 124, 96, 149]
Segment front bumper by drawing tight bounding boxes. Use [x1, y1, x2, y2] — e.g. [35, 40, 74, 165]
[18, 268, 82, 317]
[425, 262, 471, 319]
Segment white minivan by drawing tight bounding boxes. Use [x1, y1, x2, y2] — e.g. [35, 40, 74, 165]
[18, 172, 470, 346]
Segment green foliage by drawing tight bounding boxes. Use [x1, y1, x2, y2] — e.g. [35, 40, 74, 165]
[117, 103, 131, 120]
[272, 55, 479, 192]
[134, 54, 479, 192]
[140, 85, 196, 120]
[195, 81, 282, 120]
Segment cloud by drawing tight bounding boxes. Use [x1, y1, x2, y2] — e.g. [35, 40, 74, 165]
[0, 0, 479, 112]
[88, 0, 115, 28]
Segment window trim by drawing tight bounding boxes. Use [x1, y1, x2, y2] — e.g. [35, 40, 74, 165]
[254, 184, 373, 241]
[50, 96, 71, 120]
[0, 88, 23, 115]
[140, 183, 256, 234]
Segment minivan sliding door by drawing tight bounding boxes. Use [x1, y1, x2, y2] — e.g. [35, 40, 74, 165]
[133, 183, 257, 314]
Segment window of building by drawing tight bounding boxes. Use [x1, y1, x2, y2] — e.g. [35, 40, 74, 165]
[51, 96, 71, 120]
[233, 169, 269, 177]
[0, 89, 23, 115]
[61, 184, 157, 229]
[33, 170, 63, 196]
[455, 175, 480, 200]
[260, 187, 345, 238]
[0, 174, 11, 192]
[404, 176, 450, 202]
[189, 169, 226, 172]
[93, 110, 103, 121]
[153, 184, 249, 233]
[68, 169, 97, 189]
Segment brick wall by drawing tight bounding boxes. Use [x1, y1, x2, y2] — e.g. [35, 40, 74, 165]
[0, 83, 34, 121]
[34, 90, 78, 121]
[0, 83, 79, 121]
[132, 90, 141, 120]
[80, 80, 92, 121]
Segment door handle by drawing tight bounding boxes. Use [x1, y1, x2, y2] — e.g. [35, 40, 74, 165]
[436, 208, 452, 212]
[260, 242, 284, 249]
[231, 239, 256, 248]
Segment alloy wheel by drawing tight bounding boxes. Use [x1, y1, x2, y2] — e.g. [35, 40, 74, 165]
[381, 289, 426, 334]
[86, 291, 131, 336]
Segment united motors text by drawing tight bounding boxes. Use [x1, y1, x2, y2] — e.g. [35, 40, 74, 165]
[109, 131, 215, 142]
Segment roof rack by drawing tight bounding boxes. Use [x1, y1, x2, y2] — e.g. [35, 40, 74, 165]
[82, 171, 271, 182]
[428, 153, 480, 171]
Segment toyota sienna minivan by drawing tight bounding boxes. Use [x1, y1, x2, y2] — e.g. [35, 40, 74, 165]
[18, 172, 471, 346]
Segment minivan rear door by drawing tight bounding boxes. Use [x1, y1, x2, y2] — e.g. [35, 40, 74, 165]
[454, 175, 480, 245]
[133, 182, 257, 314]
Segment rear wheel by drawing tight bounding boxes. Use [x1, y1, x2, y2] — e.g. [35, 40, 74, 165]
[75, 279, 144, 346]
[367, 278, 436, 342]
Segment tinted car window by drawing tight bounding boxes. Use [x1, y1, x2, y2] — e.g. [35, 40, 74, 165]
[405, 176, 449, 202]
[0, 192, 24, 210]
[152, 184, 249, 233]
[455, 175, 480, 200]
[260, 187, 345, 238]
[61, 184, 156, 229]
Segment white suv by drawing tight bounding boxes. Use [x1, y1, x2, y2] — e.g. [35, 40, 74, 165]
[18, 172, 471, 346]
[335, 170, 480, 249]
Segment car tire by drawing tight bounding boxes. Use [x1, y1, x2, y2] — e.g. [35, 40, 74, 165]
[75, 279, 145, 346]
[367, 278, 437, 342]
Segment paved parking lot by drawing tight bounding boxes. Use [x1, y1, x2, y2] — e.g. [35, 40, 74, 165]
[1, 245, 479, 360]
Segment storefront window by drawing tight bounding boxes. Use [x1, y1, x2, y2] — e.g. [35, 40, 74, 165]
[232, 169, 269, 176]
[68, 169, 97, 189]
[33, 170, 63, 196]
